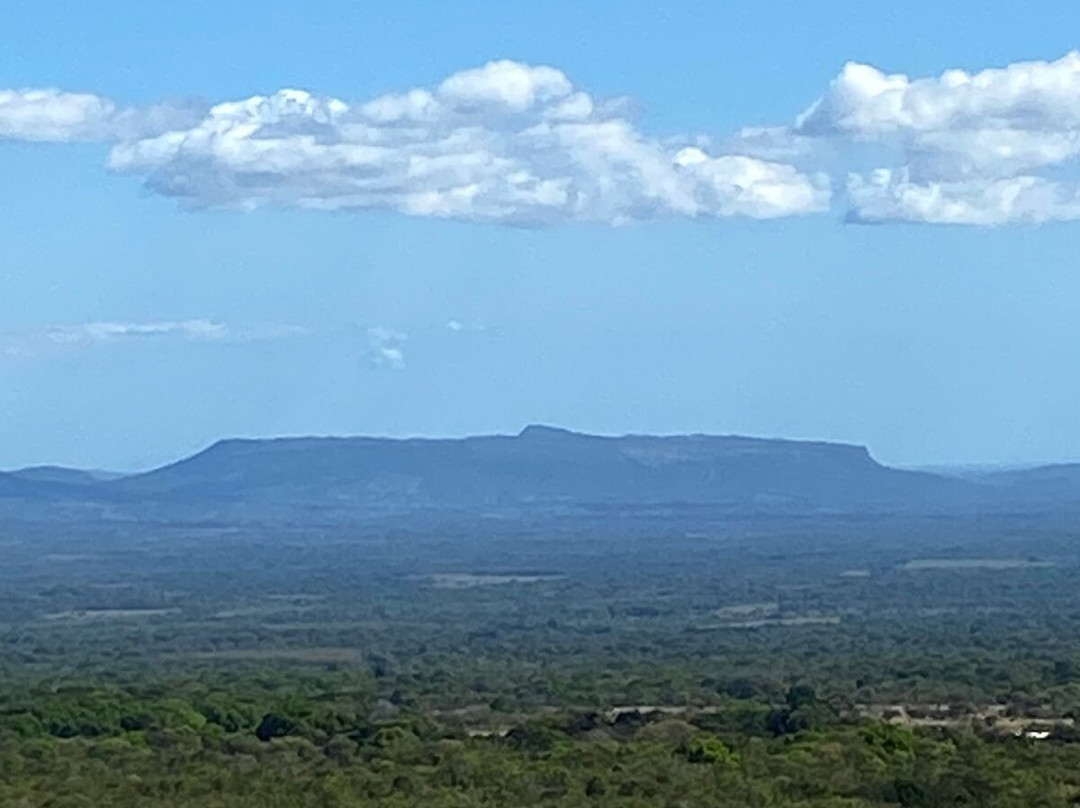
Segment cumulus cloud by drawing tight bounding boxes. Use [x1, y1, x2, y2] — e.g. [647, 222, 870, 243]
[847, 170, 1080, 226]
[1, 62, 829, 224]
[11, 54, 1080, 226]
[104, 62, 829, 223]
[797, 53, 1080, 137]
[366, 327, 407, 370]
[796, 51, 1080, 224]
[0, 89, 204, 143]
[0, 90, 117, 142]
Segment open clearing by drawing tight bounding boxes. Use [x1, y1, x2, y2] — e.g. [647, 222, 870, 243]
[42, 608, 179, 622]
[191, 647, 364, 663]
[902, 558, 1057, 571]
[697, 615, 842, 630]
[420, 572, 566, 589]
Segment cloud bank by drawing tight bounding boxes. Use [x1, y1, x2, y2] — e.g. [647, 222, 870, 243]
[796, 52, 1080, 224]
[0, 62, 828, 224]
[104, 62, 828, 223]
[6, 53, 1080, 225]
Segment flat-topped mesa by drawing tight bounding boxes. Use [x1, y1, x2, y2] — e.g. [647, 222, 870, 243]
[102, 426, 952, 512]
[518, 424, 878, 467]
[518, 424, 576, 439]
[12, 427, 1080, 518]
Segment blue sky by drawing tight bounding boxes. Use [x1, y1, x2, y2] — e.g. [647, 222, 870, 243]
[4, 0, 1080, 470]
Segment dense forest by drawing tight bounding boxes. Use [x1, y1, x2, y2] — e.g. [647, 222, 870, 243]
[2, 509, 1080, 805]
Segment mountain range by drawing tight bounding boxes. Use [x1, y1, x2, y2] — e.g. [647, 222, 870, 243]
[1, 426, 1078, 521]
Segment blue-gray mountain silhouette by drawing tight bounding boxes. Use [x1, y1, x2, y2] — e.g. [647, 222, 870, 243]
[2, 426, 1078, 520]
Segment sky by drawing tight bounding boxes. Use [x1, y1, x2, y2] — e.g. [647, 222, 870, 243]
[4, 0, 1080, 471]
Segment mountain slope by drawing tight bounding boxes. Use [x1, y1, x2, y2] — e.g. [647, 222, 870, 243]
[110, 425, 975, 514]
[0, 470, 57, 500]
[10, 426, 1080, 522]
[976, 464, 1080, 506]
[0, 469, 113, 520]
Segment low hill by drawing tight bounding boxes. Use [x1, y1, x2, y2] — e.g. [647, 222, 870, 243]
[976, 464, 1080, 507]
[8, 466, 124, 486]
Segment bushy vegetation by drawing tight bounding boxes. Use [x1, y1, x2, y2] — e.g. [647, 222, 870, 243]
[2, 510, 1079, 805]
[4, 674, 1079, 807]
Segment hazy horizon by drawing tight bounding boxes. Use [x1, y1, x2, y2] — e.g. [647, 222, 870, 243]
[3, 423, 1075, 476]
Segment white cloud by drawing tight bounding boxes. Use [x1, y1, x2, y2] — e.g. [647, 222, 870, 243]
[438, 61, 573, 112]
[724, 126, 817, 161]
[366, 327, 407, 370]
[1, 319, 306, 360]
[11, 53, 1080, 227]
[795, 52, 1080, 224]
[847, 170, 1080, 226]
[0, 90, 117, 142]
[99, 60, 828, 223]
[908, 129, 1080, 180]
[46, 320, 230, 344]
[446, 319, 486, 333]
[797, 53, 1080, 136]
[0, 89, 204, 143]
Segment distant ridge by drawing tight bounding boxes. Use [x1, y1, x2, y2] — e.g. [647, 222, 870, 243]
[2, 426, 1079, 521]
[8, 466, 125, 486]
